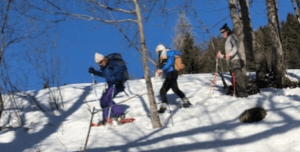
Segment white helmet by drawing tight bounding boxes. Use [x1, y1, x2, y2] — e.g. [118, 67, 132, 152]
[155, 44, 166, 53]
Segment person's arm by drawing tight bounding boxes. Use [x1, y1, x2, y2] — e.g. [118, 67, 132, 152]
[89, 67, 104, 77]
[161, 52, 175, 73]
[226, 35, 238, 58]
[94, 70, 104, 77]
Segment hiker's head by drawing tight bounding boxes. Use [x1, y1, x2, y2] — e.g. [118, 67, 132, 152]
[95, 53, 107, 67]
[156, 44, 167, 62]
[156, 44, 166, 53]
[220, 23, 232, 38]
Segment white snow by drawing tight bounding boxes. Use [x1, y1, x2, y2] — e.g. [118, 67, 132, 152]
[1, 70, 300, 152]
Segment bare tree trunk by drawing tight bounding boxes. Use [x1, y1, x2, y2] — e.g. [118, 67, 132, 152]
[291, 0, 300, 24]
[0, 89, 3, 119]
[133, 0, 162, 129]
[228, 0, 248, 85]
[238, 0, 255, 63]
[229, 0, 246, 61]
[266, 0, 285, 87]
[238, 0, 266, 82]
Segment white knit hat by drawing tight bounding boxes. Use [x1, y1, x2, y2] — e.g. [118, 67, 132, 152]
[94, 53, 104, 63]
[155, 44, 166, 53]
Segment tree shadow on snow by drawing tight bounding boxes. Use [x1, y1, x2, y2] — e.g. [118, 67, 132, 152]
[0, 85, 93, 152]
[86, 88, 300, 152]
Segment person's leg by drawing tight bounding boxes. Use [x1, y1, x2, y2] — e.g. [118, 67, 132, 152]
[233, 68, 248, 97]
[169, 72, 186, 99]
[230, 60, 248, 97]
[160, 76, 172, 104]
[158, 75, 172, 113]
[169, 71, 191, 107]
[100, 89, 110, 121]
[101, 87, 124, 121]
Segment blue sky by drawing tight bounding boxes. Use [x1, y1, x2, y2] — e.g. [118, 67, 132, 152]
[12, 0, 294, 91]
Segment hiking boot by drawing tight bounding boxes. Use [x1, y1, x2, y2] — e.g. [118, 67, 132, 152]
[182, 97, 192, 108]
[158, 107, 167, 113]
[158, 103, 167, 113]
[114, 114, 126, 125]
[97, 119, 107, 126]
[119, 114, 126, 120]
[114, 114, 126, 122]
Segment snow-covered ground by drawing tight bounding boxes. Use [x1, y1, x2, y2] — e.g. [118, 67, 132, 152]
[1, 70, 300, 152]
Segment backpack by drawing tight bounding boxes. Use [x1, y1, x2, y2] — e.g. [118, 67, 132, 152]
[158, 53, 184, 74]
[106, 53, 129, 85]
[174, 55, 184, 74]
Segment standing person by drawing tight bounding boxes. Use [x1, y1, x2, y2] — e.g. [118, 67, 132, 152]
[88, 53, 129, 125]
[156, 44, 192, 113]
[216, 23, 248, 97]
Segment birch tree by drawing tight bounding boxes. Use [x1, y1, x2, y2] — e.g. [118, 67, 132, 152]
[39, 0, 163, 128]
[228, 0, 248, 84]
[265, 0, 285, 87]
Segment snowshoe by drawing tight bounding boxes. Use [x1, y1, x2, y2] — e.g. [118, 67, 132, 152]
[119, 118, 135, 124]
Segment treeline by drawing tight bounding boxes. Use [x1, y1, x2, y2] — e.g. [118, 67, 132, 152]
[175, 13, 300, 74]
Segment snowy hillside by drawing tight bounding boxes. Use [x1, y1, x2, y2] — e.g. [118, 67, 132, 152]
[2, 70, 300, 152]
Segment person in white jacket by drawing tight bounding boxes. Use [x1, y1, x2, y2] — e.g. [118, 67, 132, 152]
[216, 24, 248, 97]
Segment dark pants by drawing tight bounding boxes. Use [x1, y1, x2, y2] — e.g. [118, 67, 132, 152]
[160, 71, 186, 104]
[230, 60, 248, 97]
[100, 87, 124, 120]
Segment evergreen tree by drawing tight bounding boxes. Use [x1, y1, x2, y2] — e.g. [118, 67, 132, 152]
[180, 32, 203, 74]
[281, 13, 300, 69]
[173, 14, 203, 74]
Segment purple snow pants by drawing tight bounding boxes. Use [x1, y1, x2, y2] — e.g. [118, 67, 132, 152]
[100, 87, 124, 120]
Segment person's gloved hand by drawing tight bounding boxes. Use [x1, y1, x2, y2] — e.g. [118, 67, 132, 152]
[225, 53, 231, 60]
[88, 67, 95, 74]
[216, 51, 223, 59]
[156, 69, 163, 76]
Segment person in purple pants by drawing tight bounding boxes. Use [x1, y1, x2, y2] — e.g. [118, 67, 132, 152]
[89, 53, 129, 125]
[100, 87, 123, 121]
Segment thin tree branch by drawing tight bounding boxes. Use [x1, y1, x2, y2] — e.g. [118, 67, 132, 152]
[115, 24, 157, 66]
[55, 12, 138, 23]
[85, 0, 136, 14]
[0, 0, 13, 63]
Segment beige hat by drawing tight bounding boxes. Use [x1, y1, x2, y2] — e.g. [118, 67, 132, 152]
[155, 44, 166, 53]
[94, 53, 104, 63]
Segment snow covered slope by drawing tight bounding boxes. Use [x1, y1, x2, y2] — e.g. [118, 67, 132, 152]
[1, 70, 300, 152]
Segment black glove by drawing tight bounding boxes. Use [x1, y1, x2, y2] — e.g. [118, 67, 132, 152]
[88, 67, 95, 74]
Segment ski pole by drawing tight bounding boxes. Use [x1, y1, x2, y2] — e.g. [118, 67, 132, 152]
[208, 58, 219, 96]
[91, 74, 102, 122]
[91, 74, 97, 97]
